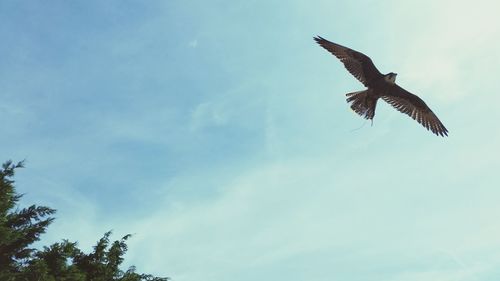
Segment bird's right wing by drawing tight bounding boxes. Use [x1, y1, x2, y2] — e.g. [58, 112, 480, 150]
[314, 36, 383, 87]
[382, 84, 448, 137]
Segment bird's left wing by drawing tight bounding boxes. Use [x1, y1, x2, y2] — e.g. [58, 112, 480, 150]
[382, 85, 448, 137]
[314, 36, 382, 87]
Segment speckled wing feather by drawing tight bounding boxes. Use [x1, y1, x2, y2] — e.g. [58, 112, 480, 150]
[314, 36, 383, 87]
[382, 85, 448, 136]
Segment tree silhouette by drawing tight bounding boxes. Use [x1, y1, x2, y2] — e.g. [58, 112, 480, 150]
[0, 160, 168, 281]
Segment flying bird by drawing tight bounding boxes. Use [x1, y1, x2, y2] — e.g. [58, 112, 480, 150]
[314, 36, 448, 137]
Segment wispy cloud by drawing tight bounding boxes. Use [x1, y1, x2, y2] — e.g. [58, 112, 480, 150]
[189, 102, 228, 132]
[188, 39, 198, 48]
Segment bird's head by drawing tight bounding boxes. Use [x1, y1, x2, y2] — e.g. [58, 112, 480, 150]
[384, 72, 397, 84]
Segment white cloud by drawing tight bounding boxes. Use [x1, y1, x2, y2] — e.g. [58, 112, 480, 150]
[120, 146, 500, 280]
[389, 0, 500, 103]
[188, 39, 198, 48]
[189, 102, 228, 132]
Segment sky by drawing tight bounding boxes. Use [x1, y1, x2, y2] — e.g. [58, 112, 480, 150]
[1, 0, 500, 280]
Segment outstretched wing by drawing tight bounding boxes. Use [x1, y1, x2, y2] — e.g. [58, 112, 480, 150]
[314, 36, 383, 87]
[382, 85, 448, 137]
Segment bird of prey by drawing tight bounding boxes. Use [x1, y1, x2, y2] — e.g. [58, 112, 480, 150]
[314, 36, 448, 137]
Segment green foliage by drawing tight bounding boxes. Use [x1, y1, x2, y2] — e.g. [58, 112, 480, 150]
[0, 161, 168, 281]
[0, 160, 55, 275]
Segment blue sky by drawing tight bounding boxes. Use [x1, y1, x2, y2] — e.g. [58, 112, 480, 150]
[2, 0, 500, 280]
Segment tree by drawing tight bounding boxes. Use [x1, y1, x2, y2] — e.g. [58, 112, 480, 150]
[0, 161, 168, 281]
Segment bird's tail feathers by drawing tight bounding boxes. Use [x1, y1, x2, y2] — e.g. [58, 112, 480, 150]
[346, 90, 377, 120]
